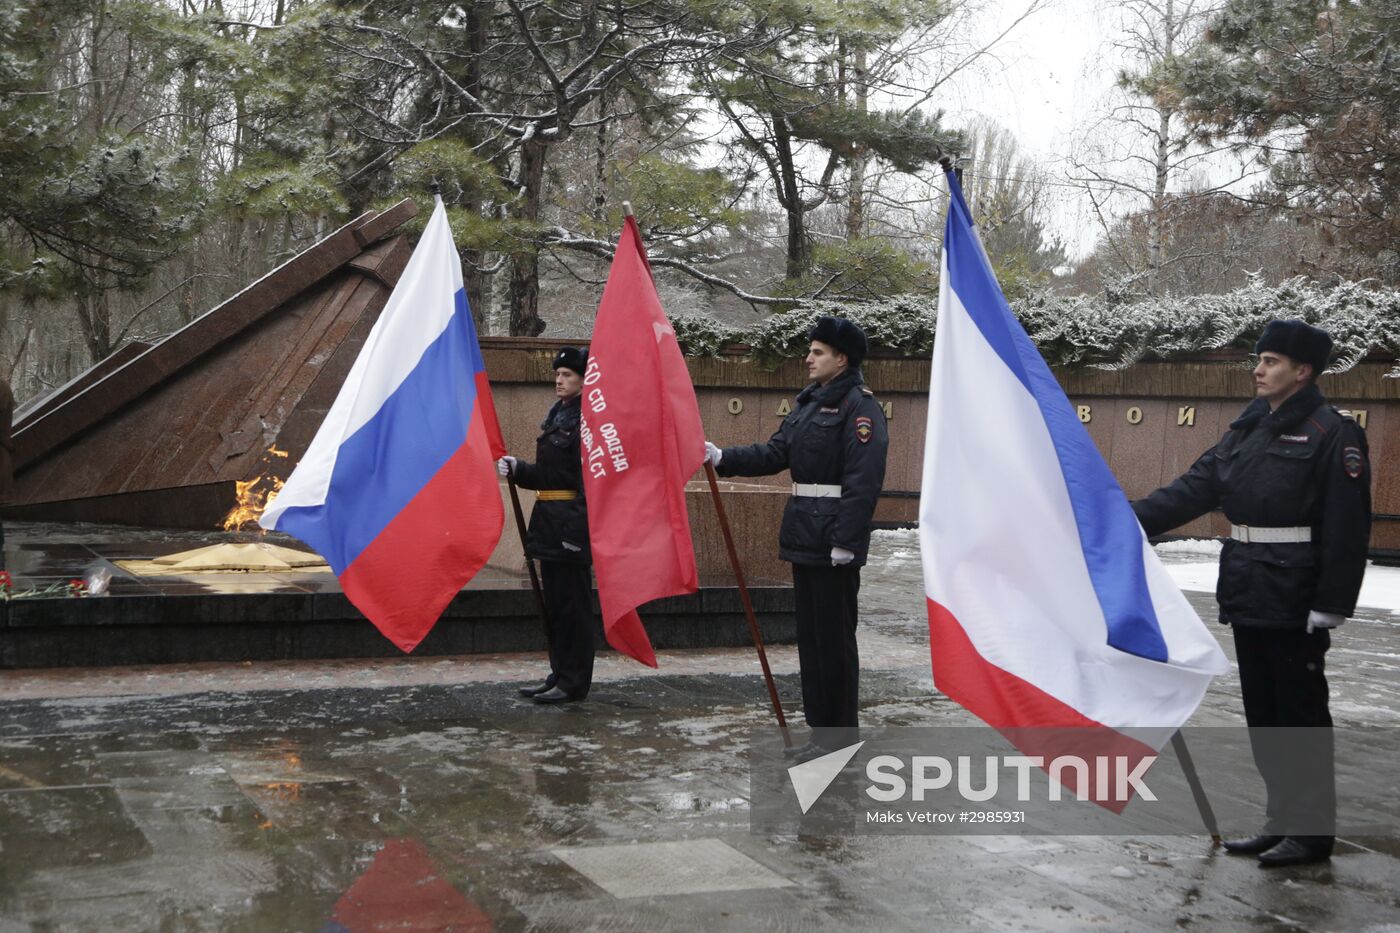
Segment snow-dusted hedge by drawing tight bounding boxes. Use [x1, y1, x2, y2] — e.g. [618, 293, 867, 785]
[682, 278, 1400, 375]
[669, 311, 739, 358]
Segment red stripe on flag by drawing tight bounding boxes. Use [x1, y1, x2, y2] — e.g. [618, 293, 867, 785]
[340, 404, 504, 652]
[928, 597, 1157, 812]
[475, 370, 507, 461]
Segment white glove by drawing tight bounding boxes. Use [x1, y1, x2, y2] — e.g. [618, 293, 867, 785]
[1306, 610, 1345, 634]
[831, 546, 855, 566]
[497, 456, 516, 477]
[704, 441, 723, 466]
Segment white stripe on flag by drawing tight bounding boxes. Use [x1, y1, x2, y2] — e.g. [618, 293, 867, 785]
[263, 200, 463, 524]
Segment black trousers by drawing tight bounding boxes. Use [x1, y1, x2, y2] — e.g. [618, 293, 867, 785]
[1232, 625, 1335, 842]
[541, 561, 595, 699]
[791, 563, 861, 730]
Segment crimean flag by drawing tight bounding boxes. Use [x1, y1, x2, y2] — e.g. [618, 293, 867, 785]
[919, 168, 1228, 808]
[261, 197, 506, 652]
[580, 215, 705, 667]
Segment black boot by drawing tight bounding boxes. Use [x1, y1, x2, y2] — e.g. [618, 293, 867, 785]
[1258, 837, 1332, 868]
[532, 686, 578, 705]
[517, 682, 554, 698]
[1222, 834, 1282, 856]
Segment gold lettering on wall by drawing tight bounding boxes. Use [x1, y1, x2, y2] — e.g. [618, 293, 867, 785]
[727, 397, 744, 415]
[1078, 405, 1092, 423]
[1177, 406, 1196, 427]
[776, 398, 792, 417]
[1126, 406, 1143, 425]
[881, 400, 894, 420]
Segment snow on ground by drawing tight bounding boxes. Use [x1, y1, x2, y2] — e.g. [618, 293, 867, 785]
[874, 528, 1400, 614]
[1151, 538, 1223, 559]
[1158, 551, 1400, 615]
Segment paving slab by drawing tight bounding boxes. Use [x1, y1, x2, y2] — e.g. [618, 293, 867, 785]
[0, 531, 1398, 931]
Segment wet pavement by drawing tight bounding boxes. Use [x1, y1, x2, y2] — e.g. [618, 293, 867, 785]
[2, 532, 1400, 931]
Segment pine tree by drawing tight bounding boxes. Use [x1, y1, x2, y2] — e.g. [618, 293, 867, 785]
[0, 0, 201, 363]
[1175, 0, 1400, 281]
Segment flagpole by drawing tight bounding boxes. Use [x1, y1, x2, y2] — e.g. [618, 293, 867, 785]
[506, 474, 553, 655]
[1170, 731, 1221, 845]
[702, 462, 790, 740]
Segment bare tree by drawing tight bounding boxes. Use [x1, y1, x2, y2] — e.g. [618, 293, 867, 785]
[1066, 0, 1264, 294]
[958, 120, 1067, 295]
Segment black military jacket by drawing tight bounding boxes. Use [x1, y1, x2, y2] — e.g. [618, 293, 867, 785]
[719, 369, 889, 567]
[1133, 385, 1371, 628]
[513, 396, 590, 564]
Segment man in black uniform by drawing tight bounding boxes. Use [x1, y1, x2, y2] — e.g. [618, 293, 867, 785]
[704, 317, 888, 755]
[1133, 320, 1370, 867]
[499, 347, 595, 705]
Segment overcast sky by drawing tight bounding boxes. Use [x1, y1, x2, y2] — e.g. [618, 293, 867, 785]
[939, 0, 1121, 257]
[949, 0, 1111, 156]
[909, 0, 1247, 263]
[937, 0, 1267, 262]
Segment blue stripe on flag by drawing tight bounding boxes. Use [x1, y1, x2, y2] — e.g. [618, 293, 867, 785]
[278, 289, 482, 574]
[943, 174, 1169, 663]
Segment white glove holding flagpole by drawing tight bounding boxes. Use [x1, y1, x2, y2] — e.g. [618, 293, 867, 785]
[704, 441, 723, 467]
[497, 456, 516, 477]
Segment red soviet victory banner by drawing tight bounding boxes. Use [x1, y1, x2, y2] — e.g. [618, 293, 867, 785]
[580, 214, 705, 667]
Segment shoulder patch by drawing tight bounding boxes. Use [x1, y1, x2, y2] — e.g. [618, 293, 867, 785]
[855, 415, 873, 443]
[1343, 445, 1365, 479]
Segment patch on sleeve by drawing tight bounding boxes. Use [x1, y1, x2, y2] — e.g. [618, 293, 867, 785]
[855, 416, 873, 444]
[1343, 445, 1364, 479]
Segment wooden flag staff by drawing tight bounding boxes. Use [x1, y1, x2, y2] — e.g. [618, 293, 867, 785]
[506, 474, 553, 655]
[703, 463, 790, 738]
[1170, 731, 1221, 845]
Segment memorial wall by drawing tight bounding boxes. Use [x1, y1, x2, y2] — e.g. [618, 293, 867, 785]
[484, 339, 1400, 556]
[14, 314, 1398, 558]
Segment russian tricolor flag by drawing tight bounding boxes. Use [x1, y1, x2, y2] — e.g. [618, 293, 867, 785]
[261, 197, 506, 652]
[920, 168, 1227, 806]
